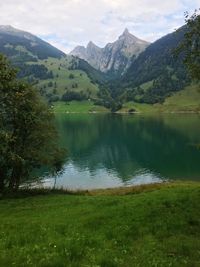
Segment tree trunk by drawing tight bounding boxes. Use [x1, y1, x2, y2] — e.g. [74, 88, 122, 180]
[0, 179, 5, 193]
[9, 166, 22, 191]
[0, 171, 5, 192]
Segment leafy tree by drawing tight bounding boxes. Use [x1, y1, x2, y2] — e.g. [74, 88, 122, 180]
[48, 81, 53, 87]
[0, 54, 65, 192]
[178, 9, 200, 80]
[71, 83, 78, 89]
[17, 64, 53, 80]
[69, 73, 75, 79]
[62, 91, 86, 101]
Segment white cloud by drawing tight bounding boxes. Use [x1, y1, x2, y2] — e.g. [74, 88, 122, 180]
[0, 0, 199, 53]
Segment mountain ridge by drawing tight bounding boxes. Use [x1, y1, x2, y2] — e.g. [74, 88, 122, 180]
[0, 24, 198, 112]
[70, 29, 150, 75]
[0, 25, 108, 103]
[114, 25, 191, 104]
[0, 25, 66, 60]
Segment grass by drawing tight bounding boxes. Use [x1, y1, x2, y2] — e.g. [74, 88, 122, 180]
[140, 80, 154, 91]
[119, 101, 156, 113]
[25, 56, 200, 115]
[28, 56, 100, 99]
[53, 100, 109, 113]
[52, 83, 200, 114]
[160, 84, 200, 112]
[0, 182, 200, 266]
[119, 84, 200, 114]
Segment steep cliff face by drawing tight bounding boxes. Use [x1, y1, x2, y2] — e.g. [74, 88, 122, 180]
[70, 42, 102, 70]
[70, 29, 149, 75]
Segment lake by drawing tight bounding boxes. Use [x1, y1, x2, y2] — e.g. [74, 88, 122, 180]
[37, 114, 200, 190]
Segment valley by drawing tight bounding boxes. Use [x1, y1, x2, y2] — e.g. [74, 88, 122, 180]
[1, 5, 200, 267]
[0, 24, 199, 113]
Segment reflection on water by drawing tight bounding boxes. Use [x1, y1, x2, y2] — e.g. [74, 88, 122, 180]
[38, 114, 200, 190]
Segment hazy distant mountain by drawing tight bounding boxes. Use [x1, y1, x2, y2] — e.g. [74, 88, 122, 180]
[0, 25, 65, 60]
[70, 29, 150, 75]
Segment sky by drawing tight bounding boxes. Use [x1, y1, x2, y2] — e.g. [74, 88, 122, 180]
[0, 0, 199, 53]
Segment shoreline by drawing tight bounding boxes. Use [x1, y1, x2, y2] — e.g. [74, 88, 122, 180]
[2, 181, 199, 198]
[53, 110, 200, 115]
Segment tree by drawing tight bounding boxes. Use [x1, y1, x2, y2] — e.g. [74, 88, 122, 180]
[69, 73, 75, 79]
[0, 54, 65, 192]
[48, 81, 53, 87]
[178, 9, 200, 80]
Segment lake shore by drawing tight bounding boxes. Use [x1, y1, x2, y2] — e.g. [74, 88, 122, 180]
[1, 181, 200, 266]
[1, 181, 199, 198]
[52, 84, 200, 114]
[53, 110, 200, 114]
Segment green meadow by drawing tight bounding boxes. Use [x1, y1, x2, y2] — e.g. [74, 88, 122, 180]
[29, 57, 100, 99]
[51, 84, 200, 114]
[53, 100, 109, 113]
[0, 182, 200, 267]
[119, 84, 200, 114]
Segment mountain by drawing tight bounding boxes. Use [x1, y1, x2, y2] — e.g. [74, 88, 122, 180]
[0, 25, 65, 60]
[115, 26, 191, 104]
[70, 29, 150, 75]
[0, 25, 107, 103]
[71, 41, 102, 70]
[0, 24, 196, 112]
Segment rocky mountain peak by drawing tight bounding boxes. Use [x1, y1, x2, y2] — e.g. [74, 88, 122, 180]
[87, 41, 100, 51]
[72, 45, 86, 53]
[119, 28, 139, 43]
[122, 28, 130, 36]
[70, 29, 150, 74]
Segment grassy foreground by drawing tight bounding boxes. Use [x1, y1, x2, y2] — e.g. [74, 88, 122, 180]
[0, 182, 200, 267]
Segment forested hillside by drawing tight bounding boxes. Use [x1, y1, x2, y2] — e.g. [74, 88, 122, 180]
[115, 26, 191, 104]
[0, 25, 106, 104]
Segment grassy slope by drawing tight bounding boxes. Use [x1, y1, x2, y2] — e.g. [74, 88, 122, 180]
[29, 57, 99, 99]
[52, 83, 200, 114]
[10, 46, 99, 99]
[0, 182, 200, 267]
[53, 100, 109, 113]
[18, 48, 199, 114]
[120, 84, 200, 113]
[51, 83, 200, 114]
[10, 45, 200, 114]
[160, 84, 200, 112]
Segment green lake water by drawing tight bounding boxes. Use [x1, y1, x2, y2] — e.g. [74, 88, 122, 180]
[39, 114, 200, 190]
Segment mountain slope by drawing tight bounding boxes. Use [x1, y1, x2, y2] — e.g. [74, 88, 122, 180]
[0, 25, 65, 60]
[117, 26, 191, 104]
[0, 24, 197, 112]
[119, 84, 200, 113]
[70, 29, 149, 75]
[0, 25, 108, 103]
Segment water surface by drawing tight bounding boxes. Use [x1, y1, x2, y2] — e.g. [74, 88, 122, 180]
[39, 114, 200, 189]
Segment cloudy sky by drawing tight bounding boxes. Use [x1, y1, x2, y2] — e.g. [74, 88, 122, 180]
[0, 0, 199, 53]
